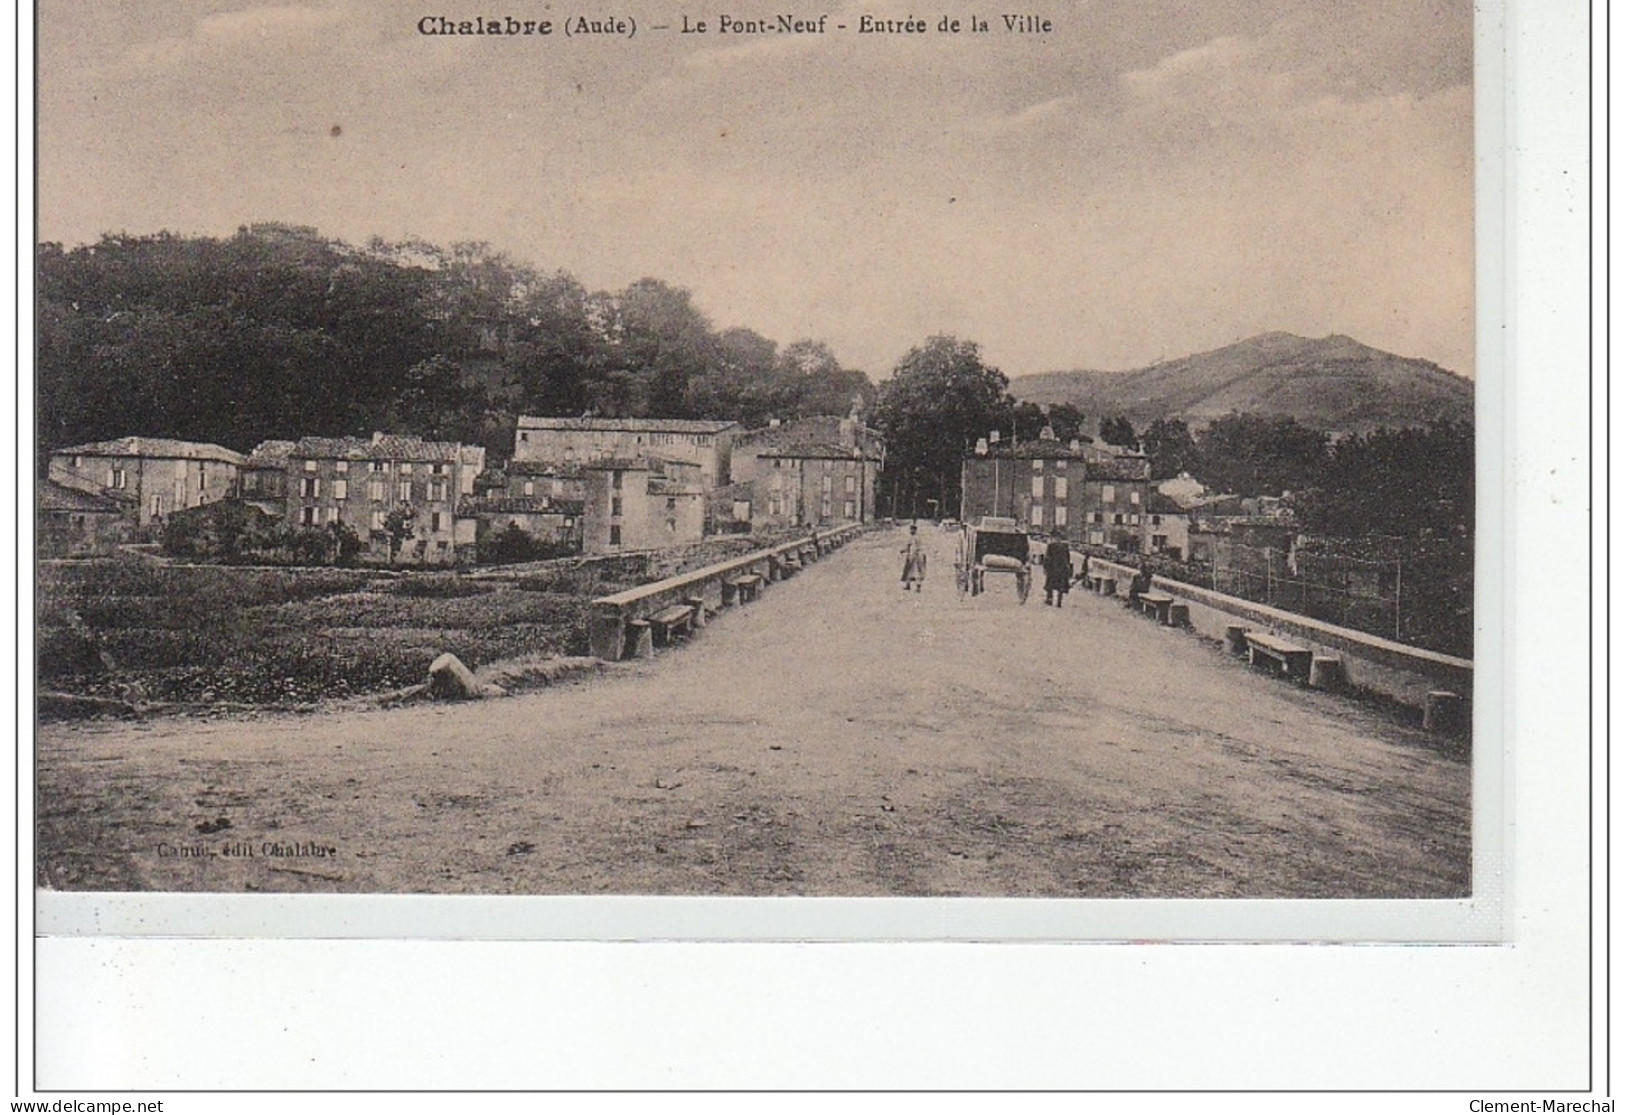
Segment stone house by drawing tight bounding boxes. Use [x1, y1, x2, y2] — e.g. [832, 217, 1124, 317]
[729, 414, 884, 529]
[513, 416, 740, 490]
[960, 433, 1152, 551]
[579, 457, 705, 554]
[48, 436, 247, 535]
[37, 479, 132, 557]
[284, 433, 486, 564]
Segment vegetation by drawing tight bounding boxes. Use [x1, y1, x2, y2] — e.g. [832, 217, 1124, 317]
[38, 225, 876, 467]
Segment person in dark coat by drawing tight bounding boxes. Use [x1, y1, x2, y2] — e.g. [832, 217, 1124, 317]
[1042, 538, 1074, 607]
[1127, 560, 1154, 607]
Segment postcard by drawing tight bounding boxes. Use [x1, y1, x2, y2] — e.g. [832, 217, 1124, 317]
[24, 0, 1596, 1091]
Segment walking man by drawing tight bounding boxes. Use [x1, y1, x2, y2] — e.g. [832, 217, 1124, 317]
[1042, 537, 1074, 607]
[900, 523, 927, 592]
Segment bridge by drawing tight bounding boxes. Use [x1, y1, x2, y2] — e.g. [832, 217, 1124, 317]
[36, 525, 1470, 898]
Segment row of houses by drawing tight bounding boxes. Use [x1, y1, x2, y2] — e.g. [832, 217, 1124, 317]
[40, 411, 886, 562]
[956, 432, 1300, 560]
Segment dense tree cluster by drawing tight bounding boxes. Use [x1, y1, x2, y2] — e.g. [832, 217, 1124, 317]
[37, 225, 875, 465]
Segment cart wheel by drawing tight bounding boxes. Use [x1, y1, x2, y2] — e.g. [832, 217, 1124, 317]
[1016, 568, 1031, 605]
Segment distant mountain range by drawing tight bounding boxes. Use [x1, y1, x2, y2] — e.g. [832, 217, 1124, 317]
[1010, 332, 1473, 434]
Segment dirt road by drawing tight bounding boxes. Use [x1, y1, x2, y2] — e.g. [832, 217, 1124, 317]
[37, 527, 1470, 897]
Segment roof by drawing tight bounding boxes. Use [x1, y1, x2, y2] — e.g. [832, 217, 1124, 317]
[247, 439, 297, 464]
[968, 438, 1102, 461]
[38, 479, 128, 514]
[753, 442, 880, 462]
[1085, 457, 1152, 481]
[287, 434, 475, 463]
[517, 416, 739, 435]
[54, 437, 247, 465]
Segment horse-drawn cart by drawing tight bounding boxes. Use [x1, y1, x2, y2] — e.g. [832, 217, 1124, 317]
[956, 517, 1032, 603]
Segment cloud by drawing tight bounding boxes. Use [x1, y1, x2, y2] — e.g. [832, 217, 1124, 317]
[113, 4, 354, 78]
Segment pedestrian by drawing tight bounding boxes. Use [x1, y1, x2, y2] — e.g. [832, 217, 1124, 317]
[1042, 538, 1074, 607]
[1127, 559, 1154, 607]
[900, 522, 927, 592]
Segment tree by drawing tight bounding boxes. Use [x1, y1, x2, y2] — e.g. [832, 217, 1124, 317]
[1140, 417, 1199, 480]
[1099, 415, 1140, 451]
[872, 336, 1008, 519]
[1196, 413, 1328, 496]
[379, 505, 417, 564]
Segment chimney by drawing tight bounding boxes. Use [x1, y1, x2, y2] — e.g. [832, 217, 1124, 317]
[975, 438, 989, 456]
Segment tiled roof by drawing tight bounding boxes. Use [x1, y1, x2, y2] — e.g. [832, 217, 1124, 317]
[517, 416, 739, 434]
[39, 479, 128, 514]
[247, 439, 297, 464]
[755, 442, 881, 461]
[55, 437, 247, 465]
[288, 434, 471, 463]
[1144, 491, 1187, 516]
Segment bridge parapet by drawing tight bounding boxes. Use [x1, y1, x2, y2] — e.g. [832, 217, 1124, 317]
[589, 523, 868, 660]
[1081, 553, 1473, 725]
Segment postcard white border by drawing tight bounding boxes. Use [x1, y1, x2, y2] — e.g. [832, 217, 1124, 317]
[19, 0, 1598, 1092]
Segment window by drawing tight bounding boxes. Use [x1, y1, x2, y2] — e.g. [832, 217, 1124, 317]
[333, 479, 348, 501]
[150, 495, 162, 518]
[1030, 505, 1043, 526]
[611, 470, 623, 491]
[398, 481, 412, 502]
[845, 475, 856, 493]
[666, 519, 677, 533]
[1089, 530, 1105, 545]
[369, 479, 386, 502]
[371, 510, 385, 531]
[1153, 534, 1168, 550]
[110, 468, 127, 489]
[71, 455, 82, 469]
[1031, 476, 1044, 498]
[1054, 477, 1068, 500]
[1102, 485, 1115, 503]
[303, 459, 317, 472]
[520, 431, 529, 442]
[301, 477, 319, 499]
[1151, 514, 1162, 526]
[1113, 513, 1124, 525]
[335, 460, 348, 474]
[769, 496, 781, 516]
[430, 512, 443, 533]
[429, 479, 447, 502]
[1032, 459, 1043, 472]
[399, 463, 413, 476]
[326, 507, 340, 524]
[611, 497, 623, 517]
[666, 498, 677, 511]
[437, 540, 448, 551]
[551, 480, 564, 497]
[371, 461, 386, 473]
[609, 525, 622, 546]
[844, 500, 855, 519]
[773, 459, 782, 469]
[198, 464, 207, 490]
[523, 481, 535, 497]
[300, 506, 316, 526]
[431, 463, 446, 476]
[1055, 506, 1068, 527]
[1130, 490, 1141, 505]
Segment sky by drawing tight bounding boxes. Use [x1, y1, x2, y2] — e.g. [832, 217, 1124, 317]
[36, 0, 1476, 380]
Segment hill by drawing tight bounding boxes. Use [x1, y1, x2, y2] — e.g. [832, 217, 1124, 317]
[1011, 332, 1473, 433]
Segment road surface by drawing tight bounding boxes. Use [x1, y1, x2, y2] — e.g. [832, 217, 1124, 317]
[37, 527, 1470, 897]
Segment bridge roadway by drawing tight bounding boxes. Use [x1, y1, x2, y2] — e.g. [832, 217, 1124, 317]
[37, 527, 1470, 897]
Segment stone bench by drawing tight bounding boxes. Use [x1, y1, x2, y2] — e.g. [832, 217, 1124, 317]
[1135, 591, 1175, 624]
[1087, 574, 1117, 595]
[1244, 631, 1313, 680]
[647, 604, 695, 646]
[723, 573, 763, 605]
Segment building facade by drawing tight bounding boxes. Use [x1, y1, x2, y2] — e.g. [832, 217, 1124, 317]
[580, 458, 705, 554]
[729, 415, 884, 529]
[48, 437, 247, 534]
[513, 416, 740, 490]
[283, 433, 486, 564]
[38, 479, 133, 557]
[960, 436, 1152, 551]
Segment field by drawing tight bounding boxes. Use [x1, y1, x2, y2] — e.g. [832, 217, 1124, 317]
[36, 537, 784, 716]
